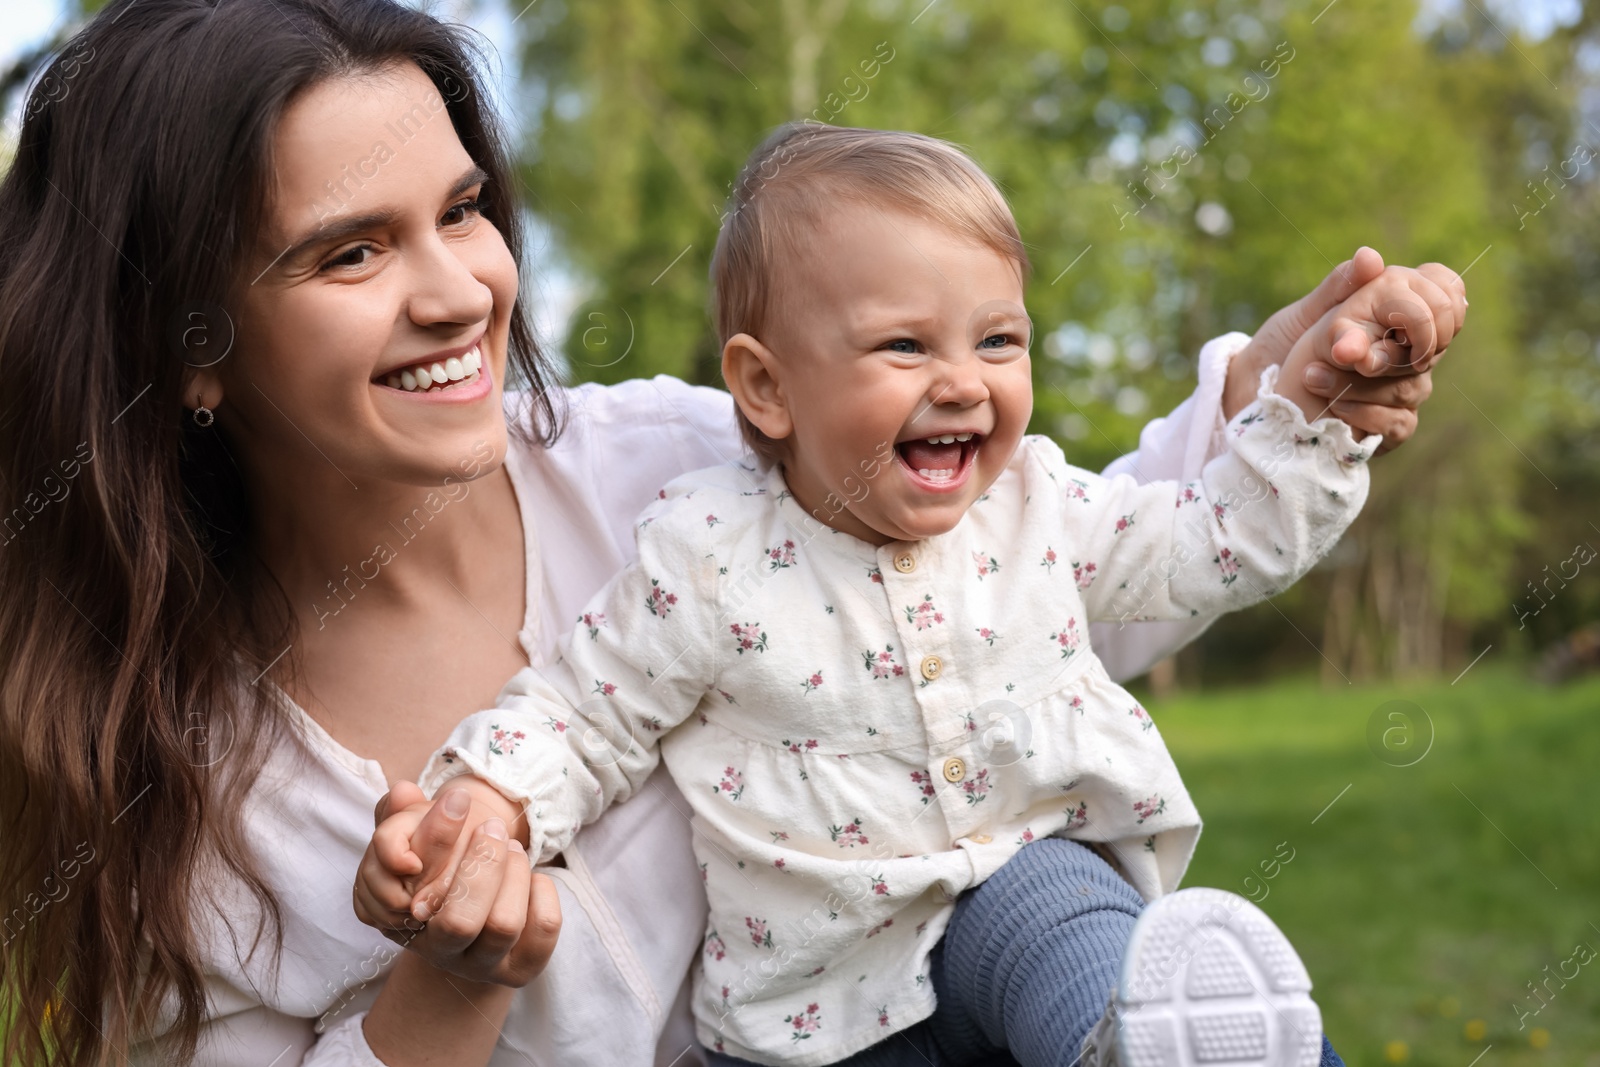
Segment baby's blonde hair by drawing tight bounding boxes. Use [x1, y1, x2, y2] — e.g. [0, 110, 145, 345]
[711, 123, 1031, 462]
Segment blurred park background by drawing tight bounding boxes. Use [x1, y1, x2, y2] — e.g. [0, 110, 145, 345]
[4, 0, 1598, 1064]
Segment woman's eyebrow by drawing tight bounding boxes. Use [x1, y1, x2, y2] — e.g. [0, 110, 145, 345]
[266, 164, 492, 276]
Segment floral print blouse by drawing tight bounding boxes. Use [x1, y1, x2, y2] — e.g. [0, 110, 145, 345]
[420, 368, 1377, 1066]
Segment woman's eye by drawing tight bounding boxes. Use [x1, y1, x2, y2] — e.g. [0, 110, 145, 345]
[884, 339, 918, 354]
[442, 197, 485, 227]
[319, 245, 373, 273]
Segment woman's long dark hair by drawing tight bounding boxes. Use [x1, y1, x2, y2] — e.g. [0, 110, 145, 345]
[0, 1, 562, 1062]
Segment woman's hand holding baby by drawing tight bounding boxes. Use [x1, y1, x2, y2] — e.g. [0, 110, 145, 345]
[354, 779, 560, 988]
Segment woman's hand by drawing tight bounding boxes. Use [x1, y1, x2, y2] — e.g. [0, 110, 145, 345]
[1223, 247, 1467, 451]
[361, 781, 561, 988]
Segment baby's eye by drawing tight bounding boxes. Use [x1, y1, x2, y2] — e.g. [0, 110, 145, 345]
[980, 334, 1013, 349]
[883, 339, 919, 354]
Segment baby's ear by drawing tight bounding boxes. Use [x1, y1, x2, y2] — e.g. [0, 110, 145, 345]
[722, 333, 794, 442]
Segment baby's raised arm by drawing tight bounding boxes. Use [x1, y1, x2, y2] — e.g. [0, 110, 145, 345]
[1044, 361, 1381, 631]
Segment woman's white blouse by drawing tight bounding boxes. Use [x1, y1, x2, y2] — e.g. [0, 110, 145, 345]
[418, 364, 1375, 1066]
[129, 335, 1282, 1067]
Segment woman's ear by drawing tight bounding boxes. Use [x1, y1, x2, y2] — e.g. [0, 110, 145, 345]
[722, 333, 793, 443]
[180, 365, 225, 416]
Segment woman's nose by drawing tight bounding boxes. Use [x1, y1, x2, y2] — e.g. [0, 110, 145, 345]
[406, 235, 494, 328]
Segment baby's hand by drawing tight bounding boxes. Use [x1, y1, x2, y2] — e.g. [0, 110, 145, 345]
[1317, 262, 1466, 376]
[353, 779, 528, 932]
[1277, 261, 1466, 431]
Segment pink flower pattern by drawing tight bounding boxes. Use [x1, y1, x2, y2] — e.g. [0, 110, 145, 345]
[1064, 800, 1089, 830]
[1129, 704, 1153, 732]
[975, 626, 1000, 646]
[578, 612, 606, 640]
[745, 916, 774, 949]
[862, 645, 905, 680]
[730, 622, 769, 654]
[1214, 547, 1240, 586]
[786, 1003, 821, 1041]
[767, 539, 797, 571]
[1133, 795, 1167, 824]
[488, 725, 526, 757]
[800, 671, 824, 695]
[904, 594, 945, 630]
[644, 578, 678, 618]
[704, 930, 727, 961]
[829, 818, 869, 847]
[1040, 547, 1058, 573]
[972, 551, 1001, 579]
[1071, 560, 1097, 591]
[1051, 618, 1082, 659]
[961, 768, 991, 805]
[714, 766, 745, 801]
[909, 770, 936, 805]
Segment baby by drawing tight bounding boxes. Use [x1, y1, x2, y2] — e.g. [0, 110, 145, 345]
[365, 125, 1393, 1067]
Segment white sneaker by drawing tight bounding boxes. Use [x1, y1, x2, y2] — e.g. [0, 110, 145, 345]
[1077, 888, 1323, 1067]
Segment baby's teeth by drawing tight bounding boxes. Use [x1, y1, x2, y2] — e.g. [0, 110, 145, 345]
[401, 369, 418, 390]
[926, 434, 959, 445]
[429, 362, 448, 384]
[445, 357, 465, 381]
[463, 347, 482, 373]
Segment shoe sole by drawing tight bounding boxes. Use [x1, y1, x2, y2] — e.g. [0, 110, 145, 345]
[1112, 888, 1323, 1067]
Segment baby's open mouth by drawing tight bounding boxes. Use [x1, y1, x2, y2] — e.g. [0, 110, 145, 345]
[895, 432, 981, 484]
[374, 344, 483, 393]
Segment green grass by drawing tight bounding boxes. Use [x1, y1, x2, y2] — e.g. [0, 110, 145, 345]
[1141, 666, 1600, 1067]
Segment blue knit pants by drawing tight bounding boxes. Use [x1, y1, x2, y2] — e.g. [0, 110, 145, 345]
[704, 838, 1345, 1067]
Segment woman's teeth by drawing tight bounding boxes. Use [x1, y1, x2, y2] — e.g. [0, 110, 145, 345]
[385, 346, 483, 392]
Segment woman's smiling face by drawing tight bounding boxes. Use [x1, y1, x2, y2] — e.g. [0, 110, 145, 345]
[208, 61, 518, 492]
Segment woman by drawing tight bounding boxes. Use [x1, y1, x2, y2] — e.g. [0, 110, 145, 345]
[0, 1, 1461, 1065]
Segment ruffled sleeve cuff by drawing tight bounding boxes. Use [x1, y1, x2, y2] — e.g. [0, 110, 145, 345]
[416, 708, 587, 865]
[1237, 362, 1384, 464]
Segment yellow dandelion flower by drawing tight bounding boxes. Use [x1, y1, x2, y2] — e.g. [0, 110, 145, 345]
[1465, 1019, 1488, 1041]
[1384, 1039, 1410, 1063]
[1529, 1027, 1550, 1050]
